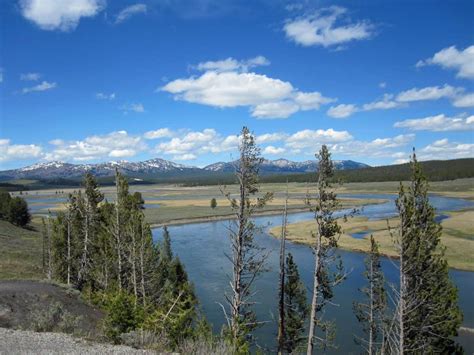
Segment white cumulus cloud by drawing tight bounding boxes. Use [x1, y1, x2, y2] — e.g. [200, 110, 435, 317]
[195, 56, 270, 73]
[143, 128, 173, 140]
[155, 129, 238, 159]
[452, 93, 474, 108]
[256, 133, 288, 144]
[419, 138, 474, 160]
[284, 6, 374, 48]
[161, 60, 334, 119]
[20, 0, 104, 31]
[0, 139, 43, 162]
[327, 95, 401, 118]
[362, 94, 401, 110]
[45, 131, 146, 161]
[396, 84, 461, 102]
[263, 146, 286, 155]
[394, 114, 474, 132]
[417, 45, 474, 80]
[327, 104, 358, 118]
[285, 128, 353, 150]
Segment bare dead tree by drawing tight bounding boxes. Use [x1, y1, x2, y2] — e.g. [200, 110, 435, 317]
[42, 215, 53, 280]
[66, 208, 71, 286]
[114, 168, 123, 290]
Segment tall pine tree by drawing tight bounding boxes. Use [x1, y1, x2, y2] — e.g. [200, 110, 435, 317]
[222, 126, 273, 352]
[306, 145, 346, 354]
[283, 253, 309, 353]
[388, 150, 462, 353]
[353, 235, 387, 354]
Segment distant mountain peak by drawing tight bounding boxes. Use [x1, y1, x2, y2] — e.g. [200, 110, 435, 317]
[20, 161, 68, 172]
[1, 157, 369, 180]
[204, 158, 369, 173]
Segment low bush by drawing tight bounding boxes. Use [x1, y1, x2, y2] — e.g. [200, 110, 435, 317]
[119, 329, 167, 350]
[31, 302, 82, 333]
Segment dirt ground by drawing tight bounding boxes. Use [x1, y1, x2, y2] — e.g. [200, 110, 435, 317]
[0, 327, 154, 354]
[0, 280, 103, 335]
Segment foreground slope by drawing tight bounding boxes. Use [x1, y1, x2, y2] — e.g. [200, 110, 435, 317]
[0, 328, 153, 354]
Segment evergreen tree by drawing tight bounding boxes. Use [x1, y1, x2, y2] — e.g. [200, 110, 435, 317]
[210, 198, 217, 209]
[283, 253, 309, 354]
[353, 235, 386, 354]
[131, 191, 145, 209]
[222, 126, 273, 351]
[78, 173, 104, 288]
[0, 191, 11, 219]
[111, 169, 130, 291]
[388, 151, 463, 353]
[7, 196, 31, 226]
[306, 145, 346, 354]
[162, 226, 173, 261]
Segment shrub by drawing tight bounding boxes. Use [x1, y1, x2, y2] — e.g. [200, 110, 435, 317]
[177, 336, 235, 355]
[120, 329, 167, 350]
[31, 302, 81, 333]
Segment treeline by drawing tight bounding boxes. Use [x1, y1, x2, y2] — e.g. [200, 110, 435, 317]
[0, 191, 31, 226]
[42, 126, 463, 353]
[262, 157, 474, 184]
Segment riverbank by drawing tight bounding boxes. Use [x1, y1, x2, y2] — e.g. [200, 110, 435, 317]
[149, 197, 386, 227]
[268, 209, 474, 271]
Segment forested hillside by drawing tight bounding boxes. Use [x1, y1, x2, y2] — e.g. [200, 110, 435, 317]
[262, 158, 474, 184]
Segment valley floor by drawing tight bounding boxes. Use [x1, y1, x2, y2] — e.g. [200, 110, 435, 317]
[1, 179, 473, 278]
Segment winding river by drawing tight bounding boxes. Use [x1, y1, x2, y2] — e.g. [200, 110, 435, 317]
[152, 194, 474, 353]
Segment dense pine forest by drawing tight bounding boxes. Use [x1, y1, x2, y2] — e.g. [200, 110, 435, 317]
[30, 127, 463, 353]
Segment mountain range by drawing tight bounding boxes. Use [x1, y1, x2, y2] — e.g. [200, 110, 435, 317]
[0, 158, 369, 181]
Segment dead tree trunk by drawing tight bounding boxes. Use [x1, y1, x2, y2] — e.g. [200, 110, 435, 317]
[139, 219, 147, 307]
[78, 211, 89, 285]
[115, 169, 123, 291]
[67, 211, 71, 286]
[230, 171, 246, 340]
[306, 231, 322, 355]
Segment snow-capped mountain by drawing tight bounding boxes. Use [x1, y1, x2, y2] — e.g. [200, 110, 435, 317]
[0, 158, 369, 180]
[204, 158, 369, 173]
[0, 158, 199, 180]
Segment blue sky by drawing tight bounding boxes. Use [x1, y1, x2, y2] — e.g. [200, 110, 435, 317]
[0, 0, 473, 170]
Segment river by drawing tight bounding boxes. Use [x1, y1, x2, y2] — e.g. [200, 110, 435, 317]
[154, 193, 473, 353]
